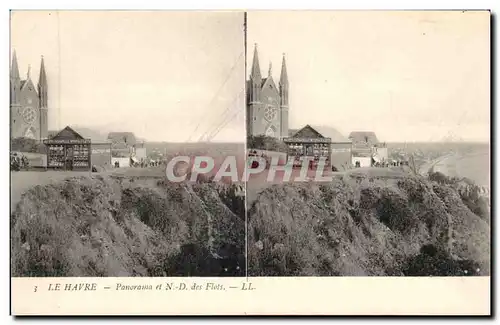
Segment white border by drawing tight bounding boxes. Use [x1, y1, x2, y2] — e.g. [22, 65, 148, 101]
[3, 0, 497, 322]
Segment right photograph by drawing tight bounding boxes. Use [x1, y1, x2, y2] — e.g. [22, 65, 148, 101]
[245, 11, 491, 276]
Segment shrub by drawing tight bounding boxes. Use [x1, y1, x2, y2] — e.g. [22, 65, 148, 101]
[247, 135, 288, 152]
[403, 244, 481, 276]
[11, 137, 46, 154]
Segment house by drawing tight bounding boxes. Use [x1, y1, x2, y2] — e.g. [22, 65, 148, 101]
[284, 124, 352, 171]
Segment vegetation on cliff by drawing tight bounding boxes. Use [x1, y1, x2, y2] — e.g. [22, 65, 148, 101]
[248, 173, 489, 276]
[11, 176, 245, 277]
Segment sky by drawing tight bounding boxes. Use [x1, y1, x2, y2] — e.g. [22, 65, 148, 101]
[247, 11, 490, 142]
[11, 11, 245, 142]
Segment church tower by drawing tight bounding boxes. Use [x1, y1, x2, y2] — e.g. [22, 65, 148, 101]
[247, 44, 262, 136]
[246, 44, 289, 140]
[38, 56, 48, 140]
[10, 50, 49, 141]
[10, 50, 21, 106]
[279, 54, 289, 138]
[10, 50, 21, 139]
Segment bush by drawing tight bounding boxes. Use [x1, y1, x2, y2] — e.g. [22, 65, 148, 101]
[428, 172, 490, 221]
[403, 244, 481, 276]
[11, 137, 46, 154]
[247, 135, 288, 152]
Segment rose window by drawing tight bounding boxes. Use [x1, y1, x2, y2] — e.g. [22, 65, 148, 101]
[264, 106, 277, 122]
[22, 107, 36, 124]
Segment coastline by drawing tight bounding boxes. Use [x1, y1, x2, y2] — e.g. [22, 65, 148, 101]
[419, 150, 490, 188]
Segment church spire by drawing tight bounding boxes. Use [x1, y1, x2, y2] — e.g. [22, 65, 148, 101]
[279, 53, 288, 86]
[27, 64, 31, 80]
[279, 53, 289, 107]
[38, 55, 48, 109]
[38, 56, 47, 90]
[10, 49, 20, 81]
[268, 62, 272, 78]
[249, 43, 262, 104]
[10, 49, 21, 106]
[250, 43, 262, 82]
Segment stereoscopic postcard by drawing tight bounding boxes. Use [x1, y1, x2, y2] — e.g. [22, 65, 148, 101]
[9, 10, 491, 315]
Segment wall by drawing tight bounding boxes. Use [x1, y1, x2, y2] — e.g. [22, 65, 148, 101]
[111, 157, 130, 168]
[352, 156, 372, 167]
[248, 79, 282, 138]
[330, 143, 352, 171]
[134, 147, 147, 160]
[91, 144, 112, 169]
[11, 79, 41, 140]
[374, 147, 388, 161]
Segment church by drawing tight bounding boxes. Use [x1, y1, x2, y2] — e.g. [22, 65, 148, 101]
[246, 44, 289, 139]
[10, 50, 49, 141]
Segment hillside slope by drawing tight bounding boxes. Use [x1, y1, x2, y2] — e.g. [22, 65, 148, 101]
[11, 176, 244, 277]
[248, 175, 490, 276]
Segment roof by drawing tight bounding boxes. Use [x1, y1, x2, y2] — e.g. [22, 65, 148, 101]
[289, 125, 351, 143]
[20, 78, 36, 92]
[71, 127, 110, 142]
[111, 143, 130, 150]
[51, 126, 85, 140]
[107, 132, 137, 145]
[348, 131, 379, 145]
[310, 125, 351, 143]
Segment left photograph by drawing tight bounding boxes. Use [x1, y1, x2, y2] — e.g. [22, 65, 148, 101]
[10, 11, 246, 277]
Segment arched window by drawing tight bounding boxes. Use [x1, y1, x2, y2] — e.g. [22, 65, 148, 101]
[24, 127, 36, 139]
[265, 125, 277, 138]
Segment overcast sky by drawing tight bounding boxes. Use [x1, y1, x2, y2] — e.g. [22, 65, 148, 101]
[11, 11, 245, 142]
[247, 11, 490, 142]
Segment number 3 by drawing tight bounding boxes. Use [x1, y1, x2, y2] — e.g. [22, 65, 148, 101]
[33, 286, 38, 292]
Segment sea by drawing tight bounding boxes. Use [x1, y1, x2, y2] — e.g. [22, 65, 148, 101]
[432, 149, 490, 188]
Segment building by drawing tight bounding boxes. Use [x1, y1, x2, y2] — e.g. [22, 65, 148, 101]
[247, 44, 289, 139]
[45, 126, 112, 170]
[134, 147, 147, 161]
[348, 131, 387, 167]
[44, 126, 92, 170]
[107, 132, 137, 146]
[107, 131, 147, 167]
[349, 131, 379, 150]
[284, 125, 352, 171]
[10, 51, 48, 141]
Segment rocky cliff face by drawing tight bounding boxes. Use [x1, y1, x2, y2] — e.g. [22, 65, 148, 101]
[11, 176, 245, 277]
[248, 175, 490, 276]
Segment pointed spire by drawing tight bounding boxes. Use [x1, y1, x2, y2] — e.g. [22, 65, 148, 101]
[268, 62, 273, 77]
[38, 55, 48, 109]
[279, 53, 289, 108]
[27, 64, 31, 80]
[10, 49, 20, 81]
[250, 43, 261, 81]
[38, 55, 47, 89]
[279, 53, 288, 86]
